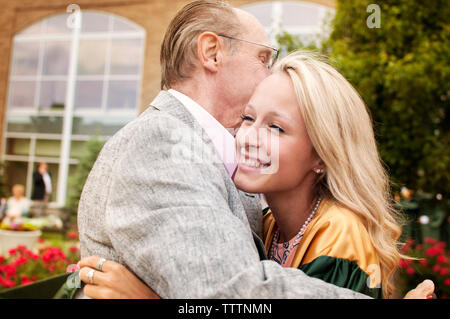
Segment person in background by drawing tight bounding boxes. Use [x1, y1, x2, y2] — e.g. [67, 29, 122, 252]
[3, 184, 31, 224]
[31, 162, 52, 217]
[0, 197, 7, 222]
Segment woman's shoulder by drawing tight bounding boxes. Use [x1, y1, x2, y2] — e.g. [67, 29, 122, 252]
[301, 199, 380, 272]
[311, 200, 369, 237]
[298, 199, 382, 297]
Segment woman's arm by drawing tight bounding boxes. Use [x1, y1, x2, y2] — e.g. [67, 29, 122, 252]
[78, 256, 434, 299]
[78, 256, 160, 299]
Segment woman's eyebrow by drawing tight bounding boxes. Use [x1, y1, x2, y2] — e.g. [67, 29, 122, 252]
[246, 104, 294, 125]
[266, 110, 295, 125]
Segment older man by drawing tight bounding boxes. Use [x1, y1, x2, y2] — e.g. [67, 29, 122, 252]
[75, 1, 432, 299]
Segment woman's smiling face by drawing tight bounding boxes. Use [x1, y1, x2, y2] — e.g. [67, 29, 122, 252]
[234, 72, 321, 195]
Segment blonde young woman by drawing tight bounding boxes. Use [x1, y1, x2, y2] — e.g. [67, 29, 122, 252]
[75, 51, 434, 299]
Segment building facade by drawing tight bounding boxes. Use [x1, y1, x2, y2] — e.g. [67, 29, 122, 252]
[0, 0, 335, 207]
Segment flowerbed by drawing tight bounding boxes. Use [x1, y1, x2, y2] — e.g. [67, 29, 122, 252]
[397, 237, 450, 298]
[0, 232, 80, 291]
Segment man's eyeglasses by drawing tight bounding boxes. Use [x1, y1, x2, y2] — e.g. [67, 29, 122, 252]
[218, 34, 279, 69]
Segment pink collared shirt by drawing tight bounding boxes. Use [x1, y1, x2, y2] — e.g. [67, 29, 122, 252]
[168, 89, 238, 177]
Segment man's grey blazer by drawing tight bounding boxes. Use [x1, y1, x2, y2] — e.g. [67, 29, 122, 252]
[77, 91, 368, 299]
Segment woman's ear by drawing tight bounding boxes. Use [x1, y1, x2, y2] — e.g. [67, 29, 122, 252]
[312, 158, 325, 174]
[197, 31, 221, 73]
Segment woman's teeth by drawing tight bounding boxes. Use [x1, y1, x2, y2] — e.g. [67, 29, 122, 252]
[241, 158, 270, 168]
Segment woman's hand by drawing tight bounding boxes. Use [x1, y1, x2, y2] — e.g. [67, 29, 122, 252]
[78, 256, 160, 299]
[403, 280, 435, 299]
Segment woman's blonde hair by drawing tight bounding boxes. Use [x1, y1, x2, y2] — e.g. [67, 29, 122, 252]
[273, 51, 405, 298]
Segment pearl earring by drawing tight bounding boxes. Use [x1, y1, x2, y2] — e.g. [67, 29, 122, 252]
[314, 168, 324, 174]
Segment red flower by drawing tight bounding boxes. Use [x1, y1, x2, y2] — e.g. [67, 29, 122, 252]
[8, 248, 17, 256]
[0, 256, 4, 264]
[21, 279, 32, 286]
[419, 259, 428, 267]
[437, 255, 447, 264]
[433, 265, 441, 273]
[67, 232, 78, 240]
[2, 265, 16, 277]
[0, 276, 16, 288]
[426, 247, 440, 257]
[399, 260, 408, 268]
[445, 278, 450, 286]
[69, 246, 79, 253]
[417, 244, 423, 250]
[424, 237, 437, 245]
[438, 242, 447, 249]
[66, 264, 79, 273]
[42, 252, 52, 262]
[440, 268, 449, 276]
[38, 238, 45, 243]
[406, 267, 415, 275]
[12, 256, 28, 267]
[406, 239, 415, 246]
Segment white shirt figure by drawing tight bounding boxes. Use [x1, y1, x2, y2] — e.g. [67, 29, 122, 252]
[6, 196, 31, 218]
[43, 172, 52, 194]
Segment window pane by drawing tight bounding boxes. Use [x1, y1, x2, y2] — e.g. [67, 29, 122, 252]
[81, 12, 110, 33]
[7, 115, 63, 134]
[74, 80, 103, 109]
[10, 41, 40, 76]
[45, 13, 72, 34]
[72, 116, 133, 136]
[5, 161, 28, 195]
[42, 40, 71, 76]
[8, 81, 36, 108]
[77, 39, 107, 75]
[5, 138, 30, 156]
[110, 39, 143, 75]
[282, 3, 320, 26]
[35, 139, 61, 158]
[39, 80, 66, 111]
[112, 16, 139, 32]
[70, 140, 86, 158]
[107, 80, 138, 110]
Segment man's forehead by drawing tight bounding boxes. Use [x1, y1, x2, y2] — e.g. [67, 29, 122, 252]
[233, 8, 271, 46]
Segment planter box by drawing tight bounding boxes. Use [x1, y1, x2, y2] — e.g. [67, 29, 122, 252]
[0, 229, 42, 256]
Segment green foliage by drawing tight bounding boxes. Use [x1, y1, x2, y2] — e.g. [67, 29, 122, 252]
[276, 30, 319, 54]
[324, 0, 449, 197]
[66, 137, 105, 218]
[276, 0, 449, 199]
[0, 162, 9, 199]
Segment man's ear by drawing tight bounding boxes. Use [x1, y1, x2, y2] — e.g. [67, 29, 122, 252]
[197, 31, 221, 73]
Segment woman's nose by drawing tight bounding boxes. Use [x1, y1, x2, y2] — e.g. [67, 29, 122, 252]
[242, 126, 261, 149]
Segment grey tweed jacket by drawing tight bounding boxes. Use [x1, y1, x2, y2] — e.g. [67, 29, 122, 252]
[77, 91, 369, 299]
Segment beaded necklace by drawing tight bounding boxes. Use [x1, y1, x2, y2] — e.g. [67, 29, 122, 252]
[269, 196, 322, 264]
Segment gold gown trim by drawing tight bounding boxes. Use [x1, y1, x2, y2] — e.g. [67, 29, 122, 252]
[263, 198, 381, 288]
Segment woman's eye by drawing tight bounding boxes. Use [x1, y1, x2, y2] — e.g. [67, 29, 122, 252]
[270, 124, 285, 133]
[240, 115, 254, 122]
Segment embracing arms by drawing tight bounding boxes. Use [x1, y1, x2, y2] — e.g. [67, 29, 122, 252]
[89, 113, 370, 299]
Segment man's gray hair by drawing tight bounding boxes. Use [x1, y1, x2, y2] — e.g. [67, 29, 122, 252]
[160, 0, 241, 89]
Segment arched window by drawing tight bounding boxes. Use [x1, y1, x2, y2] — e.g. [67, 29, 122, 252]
[3, 11, 146, 206]
[241, 1, 335, 46]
